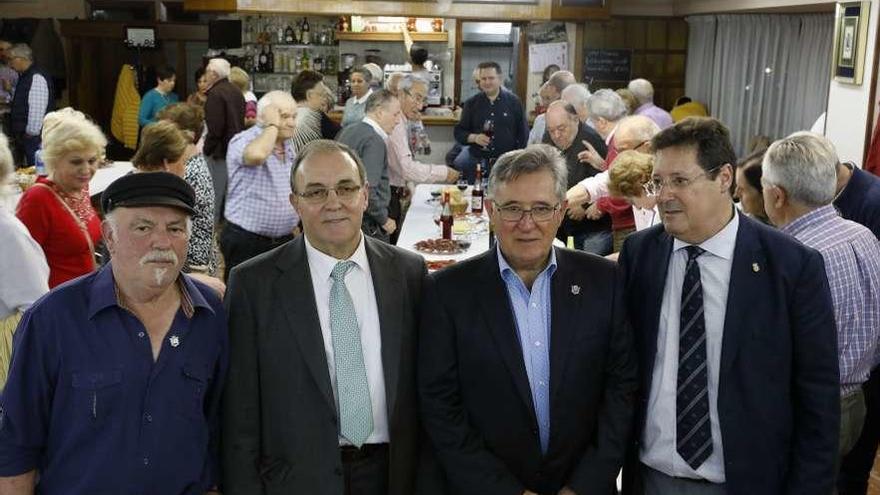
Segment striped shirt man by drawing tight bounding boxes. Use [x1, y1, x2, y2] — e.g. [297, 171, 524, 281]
[781, 204, 880, 395]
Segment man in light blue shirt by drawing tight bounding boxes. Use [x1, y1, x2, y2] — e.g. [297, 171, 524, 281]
[420, 144, 637, 495]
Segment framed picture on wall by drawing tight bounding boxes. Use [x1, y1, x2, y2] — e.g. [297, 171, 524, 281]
[832, 1, 871, 84]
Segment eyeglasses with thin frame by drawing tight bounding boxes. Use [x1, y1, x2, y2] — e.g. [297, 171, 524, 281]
[644, 166, 722, 197]
[493, 203, 561, 223]
[403, 89, 426, 105]
[294, 184, 362, 203]
[617, 140, 649, 152]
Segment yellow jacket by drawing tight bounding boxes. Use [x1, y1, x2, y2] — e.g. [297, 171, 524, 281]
[111, 65, 140, 149]
[670, 101, 709, 123]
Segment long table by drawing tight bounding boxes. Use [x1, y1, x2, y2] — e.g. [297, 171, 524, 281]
[396, 184, 491, 266]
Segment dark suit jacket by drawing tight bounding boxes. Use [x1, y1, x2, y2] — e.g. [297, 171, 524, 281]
[618, 215, 840, 495]
[419, 247, 638, 495]
[221, 235, 427, 495]
[336, 121, 391, 227]
[204, 78, 245, 159]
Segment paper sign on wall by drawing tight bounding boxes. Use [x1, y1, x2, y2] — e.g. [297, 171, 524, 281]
[529, 42, 568, 73]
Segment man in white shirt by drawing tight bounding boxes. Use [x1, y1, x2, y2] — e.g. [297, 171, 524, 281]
[222, 139, 430, 495]
[618, 117, 839, 495]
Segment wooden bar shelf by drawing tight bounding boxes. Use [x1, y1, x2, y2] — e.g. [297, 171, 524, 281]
[335, 31, 448, 42]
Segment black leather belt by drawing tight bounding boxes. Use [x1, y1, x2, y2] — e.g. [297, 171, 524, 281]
[339, 443, 389, 462]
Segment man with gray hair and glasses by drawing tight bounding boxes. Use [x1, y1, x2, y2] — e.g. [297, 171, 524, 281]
[420, 144, 636, 495]
[761, 131, 880, 470]
[618, 117, 839, 495]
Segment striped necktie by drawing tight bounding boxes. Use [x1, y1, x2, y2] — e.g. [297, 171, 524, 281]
[676, 245, 713, 470]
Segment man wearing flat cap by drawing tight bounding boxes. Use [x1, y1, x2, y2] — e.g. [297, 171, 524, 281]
[0, 172, 229, 495]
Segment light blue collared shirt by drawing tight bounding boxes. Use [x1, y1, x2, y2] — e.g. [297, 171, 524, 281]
[497, 244, 557, 454]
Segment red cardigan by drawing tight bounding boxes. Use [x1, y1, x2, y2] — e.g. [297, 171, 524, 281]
[16, 178, 101, 288]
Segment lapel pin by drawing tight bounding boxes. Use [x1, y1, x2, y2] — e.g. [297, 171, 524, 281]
[571, 285, 581, 295]
[752, 262, 760, 273]
[169, 335, 180, 348]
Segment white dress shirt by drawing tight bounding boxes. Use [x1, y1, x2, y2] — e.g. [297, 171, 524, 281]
[304, 234, 390, 445]
[640, 211, 740, 483]
[362, 116, 389, 141]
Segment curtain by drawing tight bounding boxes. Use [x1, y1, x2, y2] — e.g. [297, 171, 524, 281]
[685, 14, 834, 155]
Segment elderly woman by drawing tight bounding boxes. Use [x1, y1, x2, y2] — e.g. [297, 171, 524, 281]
[606, 150, 659, 231]
[734, 147, 771, 224]
[17, 113, 105, 288]
[0, 130, 49, 388]
[187, 67, 209, 107]
[290, 70, 337, 153]
[132, 117, 219, 278]
[341, 66, 374, 127]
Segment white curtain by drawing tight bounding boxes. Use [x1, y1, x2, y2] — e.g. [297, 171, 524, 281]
[685, 14, 834, 155]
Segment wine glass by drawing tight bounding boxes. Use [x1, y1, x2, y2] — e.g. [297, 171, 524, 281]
[429, 188, 442, 203]
[482, 119, 495, 150]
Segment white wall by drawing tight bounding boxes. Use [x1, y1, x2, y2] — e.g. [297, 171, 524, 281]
[825, 1, 878, 166]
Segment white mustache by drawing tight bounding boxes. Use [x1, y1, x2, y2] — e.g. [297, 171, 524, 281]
[139, 250, 179, 265]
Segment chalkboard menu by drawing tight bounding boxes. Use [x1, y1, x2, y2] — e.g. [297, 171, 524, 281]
[584, 49, 632, 82]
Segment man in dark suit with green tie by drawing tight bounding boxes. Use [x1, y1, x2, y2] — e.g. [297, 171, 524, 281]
[222, 140, 427, 495]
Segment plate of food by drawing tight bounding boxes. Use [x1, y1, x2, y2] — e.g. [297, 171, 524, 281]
[426, 259, 457, 271]
[414, 238, 470, 254]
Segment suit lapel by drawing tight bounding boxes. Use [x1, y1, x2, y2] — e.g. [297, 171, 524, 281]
[549, 248, 578, 403]
[365, 238, 404, 423]
[643, 231, 674, 383]
[276, 237, 337, 414]
[479, 250, 537, 420]
[720, 216, 766, 377]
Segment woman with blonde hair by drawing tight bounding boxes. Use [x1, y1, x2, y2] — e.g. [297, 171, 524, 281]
[17, 113, 106, 287]
[607, 150, 659, 231]
[0, 130, 49, 388]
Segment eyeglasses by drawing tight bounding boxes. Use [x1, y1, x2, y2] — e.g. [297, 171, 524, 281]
[617, 140, 648, 152]
[644, 166, 721, 197]
[493, 203, 561, 223]
[403, 89, 426, 104]
[294, 184, 362, 203]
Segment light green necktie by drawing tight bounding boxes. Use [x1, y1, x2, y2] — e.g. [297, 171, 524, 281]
[329, 260, 373, 447]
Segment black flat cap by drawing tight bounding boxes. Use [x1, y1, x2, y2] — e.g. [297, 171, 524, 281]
[101, 172, 196, 215]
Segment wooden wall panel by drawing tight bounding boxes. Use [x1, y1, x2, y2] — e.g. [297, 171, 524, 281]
[582, 16, 687, 110]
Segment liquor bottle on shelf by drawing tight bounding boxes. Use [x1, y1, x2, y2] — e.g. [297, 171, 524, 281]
[258, 45, 269, 73]
[301, 49, 310, 71]
[266, 44, 275, 73]
[471, 163, 484, 214]
[300, 17, 311, 44]
[314, 56, 323, 73]
[284, 24, 295, 44]
[440, 192, 453, 240]
[276, 20, 284, 44]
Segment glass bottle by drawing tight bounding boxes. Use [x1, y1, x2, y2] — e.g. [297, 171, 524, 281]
[471, 164, 484, 214]
[441, 192, 453, 240]
[300, 16, 311, 44]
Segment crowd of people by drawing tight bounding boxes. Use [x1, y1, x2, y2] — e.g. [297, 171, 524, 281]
[0, 42, 879, 495]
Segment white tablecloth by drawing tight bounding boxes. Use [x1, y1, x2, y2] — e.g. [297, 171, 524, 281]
[396, 184, 491, 264]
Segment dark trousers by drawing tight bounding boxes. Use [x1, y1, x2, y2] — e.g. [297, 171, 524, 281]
[341, 444, 389, 495]
[206, 156, 228, 225]
[15, 133, 40, 168]
[389, 186, 404, 245]
[837, 369, 880, 495]
[219, 222, 294, 281]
